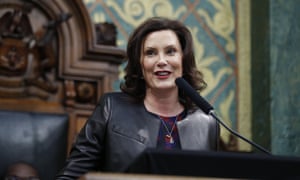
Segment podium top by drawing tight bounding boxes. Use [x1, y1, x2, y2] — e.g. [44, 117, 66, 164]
[126, 148, 300, 179]
[80, 172, 234, 180]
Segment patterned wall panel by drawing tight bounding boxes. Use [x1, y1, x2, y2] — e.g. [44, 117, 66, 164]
[83, 0, 251, 151]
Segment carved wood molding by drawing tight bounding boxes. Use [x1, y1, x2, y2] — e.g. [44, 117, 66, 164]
[0, 0, 125, 108]
[57, 0, 126, 79]
[0, 0, 63, 101]
[0, 0, 126, 152]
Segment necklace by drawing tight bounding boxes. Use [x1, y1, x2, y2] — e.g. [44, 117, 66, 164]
[158, 115, 178, 144]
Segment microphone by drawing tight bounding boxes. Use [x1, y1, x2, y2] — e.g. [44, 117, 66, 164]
[175, 77, 271, 155]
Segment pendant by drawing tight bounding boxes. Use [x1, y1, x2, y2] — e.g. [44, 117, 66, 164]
[165, 134, 174, 144]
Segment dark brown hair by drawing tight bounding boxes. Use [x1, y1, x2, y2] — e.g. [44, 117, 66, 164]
[120, 17, 206, 108]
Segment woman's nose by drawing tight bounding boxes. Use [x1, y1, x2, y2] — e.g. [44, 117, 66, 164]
[157, 54, 167, 65]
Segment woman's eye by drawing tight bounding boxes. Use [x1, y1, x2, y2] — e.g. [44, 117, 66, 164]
[145, 50, 156, 56]
[166, 48, 176, 56]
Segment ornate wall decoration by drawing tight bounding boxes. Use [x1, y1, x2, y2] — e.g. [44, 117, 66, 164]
[83, 0, 251, 151]
[0, 3, 71, 100]
[0, 0, 126, 153]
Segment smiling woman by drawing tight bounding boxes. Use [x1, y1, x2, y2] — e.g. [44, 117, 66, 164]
[56, 17, 220, 180]
[141, 30, 183, 94]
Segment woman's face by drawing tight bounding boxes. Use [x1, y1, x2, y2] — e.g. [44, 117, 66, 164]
[141, 30, 183, 92]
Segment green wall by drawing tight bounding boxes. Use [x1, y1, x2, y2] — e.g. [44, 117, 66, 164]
[252, 0, 300, 156]
[270, 0, 300, 156]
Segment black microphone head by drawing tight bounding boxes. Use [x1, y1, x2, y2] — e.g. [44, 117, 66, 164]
[175, 77, 213, 114]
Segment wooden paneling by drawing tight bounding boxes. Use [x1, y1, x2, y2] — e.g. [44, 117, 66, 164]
[0, 0, 125, 152]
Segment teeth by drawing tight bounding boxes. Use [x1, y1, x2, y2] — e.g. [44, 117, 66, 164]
[157, 72, 169, 76]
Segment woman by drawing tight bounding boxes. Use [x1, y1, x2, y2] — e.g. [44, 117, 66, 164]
[56, 17, 219, 179]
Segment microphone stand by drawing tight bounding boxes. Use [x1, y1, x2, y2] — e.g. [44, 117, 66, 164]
[209, 110, 271, 155]
[175, 77, 271, 155]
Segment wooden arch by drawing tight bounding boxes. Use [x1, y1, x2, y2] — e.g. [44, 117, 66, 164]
[0, 0, 125, 151]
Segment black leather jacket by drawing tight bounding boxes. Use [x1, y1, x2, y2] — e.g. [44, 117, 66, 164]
[56, 92, 219, 179]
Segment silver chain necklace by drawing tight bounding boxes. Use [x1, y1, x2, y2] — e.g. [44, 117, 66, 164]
[158, 115, 178, 144]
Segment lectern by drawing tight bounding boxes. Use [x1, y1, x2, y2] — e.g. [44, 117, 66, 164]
[126, 148, 300, 179]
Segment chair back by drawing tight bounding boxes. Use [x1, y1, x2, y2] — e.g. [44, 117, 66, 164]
[0, 110, 69, 180]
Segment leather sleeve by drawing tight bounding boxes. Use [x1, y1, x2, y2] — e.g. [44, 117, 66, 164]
[56, 94, 111, 180]
[209, 114, 220, 151]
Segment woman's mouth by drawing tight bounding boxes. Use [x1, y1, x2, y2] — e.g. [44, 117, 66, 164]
[155, 71, 171, 78]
